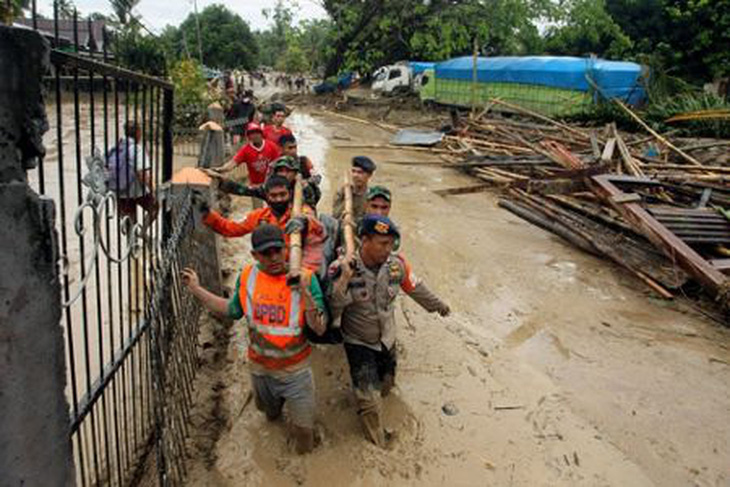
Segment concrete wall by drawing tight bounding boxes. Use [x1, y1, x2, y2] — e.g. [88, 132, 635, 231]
[0, 26, 74, 486]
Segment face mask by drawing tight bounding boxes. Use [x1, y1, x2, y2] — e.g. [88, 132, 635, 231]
[269, 201, 289, 216]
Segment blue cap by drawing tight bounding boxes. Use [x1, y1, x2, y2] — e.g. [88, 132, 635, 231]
[358, 214, 400, 238]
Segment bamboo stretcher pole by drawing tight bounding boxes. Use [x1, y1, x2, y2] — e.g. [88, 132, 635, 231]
[343, 170, 356, 263]
[288, 175, 303, 287]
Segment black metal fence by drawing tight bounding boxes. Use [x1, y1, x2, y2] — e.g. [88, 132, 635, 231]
[24, 2, 209, 485]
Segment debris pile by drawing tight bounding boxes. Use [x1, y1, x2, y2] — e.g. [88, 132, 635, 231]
[431, 99, 730, 313]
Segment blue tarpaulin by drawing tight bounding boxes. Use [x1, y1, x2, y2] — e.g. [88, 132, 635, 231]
[434, 56, 646, 104]
[409, 61, 437, 75]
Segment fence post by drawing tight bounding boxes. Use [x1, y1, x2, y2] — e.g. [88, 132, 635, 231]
[0, 26, 74, 486]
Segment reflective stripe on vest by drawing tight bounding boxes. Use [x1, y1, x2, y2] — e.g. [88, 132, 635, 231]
[244, 266, 303, 336]
[240, 265, 310, 368]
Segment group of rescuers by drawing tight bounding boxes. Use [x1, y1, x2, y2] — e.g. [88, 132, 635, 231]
[179, 104, 451, 454]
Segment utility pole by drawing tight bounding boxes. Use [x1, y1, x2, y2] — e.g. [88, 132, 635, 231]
[471, 36, 478, 113]
[193, 0, 203, 65]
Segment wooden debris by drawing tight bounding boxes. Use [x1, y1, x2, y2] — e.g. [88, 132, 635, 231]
[335, 97, 730, 313]
[434, 184, 494, 196]
[613, 100, 704, 166]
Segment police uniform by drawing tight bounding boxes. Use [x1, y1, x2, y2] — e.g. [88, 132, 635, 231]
[332, 156, 377, 224]
[327, 216, 449, 446]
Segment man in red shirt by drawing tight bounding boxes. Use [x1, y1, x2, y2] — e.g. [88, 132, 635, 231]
[263, 107, 292, 147]
[213, 122, 280, 208]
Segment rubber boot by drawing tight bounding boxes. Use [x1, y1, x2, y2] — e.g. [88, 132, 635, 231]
[355, 388, 386, 447]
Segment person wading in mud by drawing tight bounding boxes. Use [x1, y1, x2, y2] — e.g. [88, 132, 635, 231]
[199, 175, 326, 272]
[209, 122, 280, 209]
[106, 121, 159, 228]
[327, 215, 450, 447]
[181, 224, 326, 454]
[332, 156, 376, 224]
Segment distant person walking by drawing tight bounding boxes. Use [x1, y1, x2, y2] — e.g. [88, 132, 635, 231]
[226, 89, 257, 146]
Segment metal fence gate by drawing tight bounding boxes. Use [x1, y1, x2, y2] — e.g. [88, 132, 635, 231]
[23, 3, 211, 485]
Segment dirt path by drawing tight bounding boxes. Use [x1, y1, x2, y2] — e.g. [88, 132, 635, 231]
[186, 109, 730, 486]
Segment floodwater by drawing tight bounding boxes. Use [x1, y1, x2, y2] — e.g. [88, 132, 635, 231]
[185, 108, 730, 486]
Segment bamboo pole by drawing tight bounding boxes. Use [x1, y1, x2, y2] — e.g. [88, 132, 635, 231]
[613, 100, 704, 166]
[343, 170, 356, 263]
[287, 175, 303, 287]
[489, 98, 593, 140]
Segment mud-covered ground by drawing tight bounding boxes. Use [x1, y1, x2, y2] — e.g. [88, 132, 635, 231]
[183, 107, 730, 487]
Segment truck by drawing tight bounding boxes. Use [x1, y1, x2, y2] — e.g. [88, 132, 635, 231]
[372, 61, 436, 95]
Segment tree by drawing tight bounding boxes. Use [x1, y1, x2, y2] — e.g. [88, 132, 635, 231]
[170, 58, 209, 127]
[663, 0, 730, 80]
[295, 18, 333, 73]
[262, 0, 295, 64]
[605, 0, 730, 82]
[544, 0, 632, 58]
[114, 30, 167, 75]
[56, 0, 77, 19]
[168, 5, 258, 70]
[321, 0, 555, 77]
[278, 39, 308, 73]
[0, 0, 29, 24]
[109, 0, 139, 26]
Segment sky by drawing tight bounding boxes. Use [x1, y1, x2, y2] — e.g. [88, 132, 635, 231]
[36, 0, 329, 33]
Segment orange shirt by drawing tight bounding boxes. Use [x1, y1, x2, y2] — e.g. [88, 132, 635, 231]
[203, 206, 327, 271]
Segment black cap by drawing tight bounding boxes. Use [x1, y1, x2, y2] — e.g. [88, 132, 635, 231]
[352, 156, 376, 174]
[251, 224, 285, 252]
[358, 215, 400, 238]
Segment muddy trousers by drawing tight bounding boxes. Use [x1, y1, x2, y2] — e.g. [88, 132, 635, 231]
[344, 343, 397, 447]
[251, 368, 315, 454]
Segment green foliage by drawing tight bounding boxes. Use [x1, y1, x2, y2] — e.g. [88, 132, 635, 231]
[114, 29, 167, 76]
[56, 0, 76, 19]
[565, 91, 730, 138]
[321, 0, 555, 77]
[295, 18, 333, 73]
[277, 39, 308, 73]
[109, 0, 138, 25]
[606, 0, 730, 82]
[163, 4, 258, 70]
[261, 0, 294, 64]
[170, 58, 209, 127]
[255, 1, 332, 73]
[644, 92, 730, 138]
[0, 0, 29, 24]
[544, 0, 633, 58]
[663, 0, 730, 81]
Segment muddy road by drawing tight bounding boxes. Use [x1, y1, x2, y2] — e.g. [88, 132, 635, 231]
[186, 109, 730, 486]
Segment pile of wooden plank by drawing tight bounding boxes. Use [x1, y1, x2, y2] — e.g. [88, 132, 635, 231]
[314, 97, 730, 314]
[432, 100, 730, 314]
